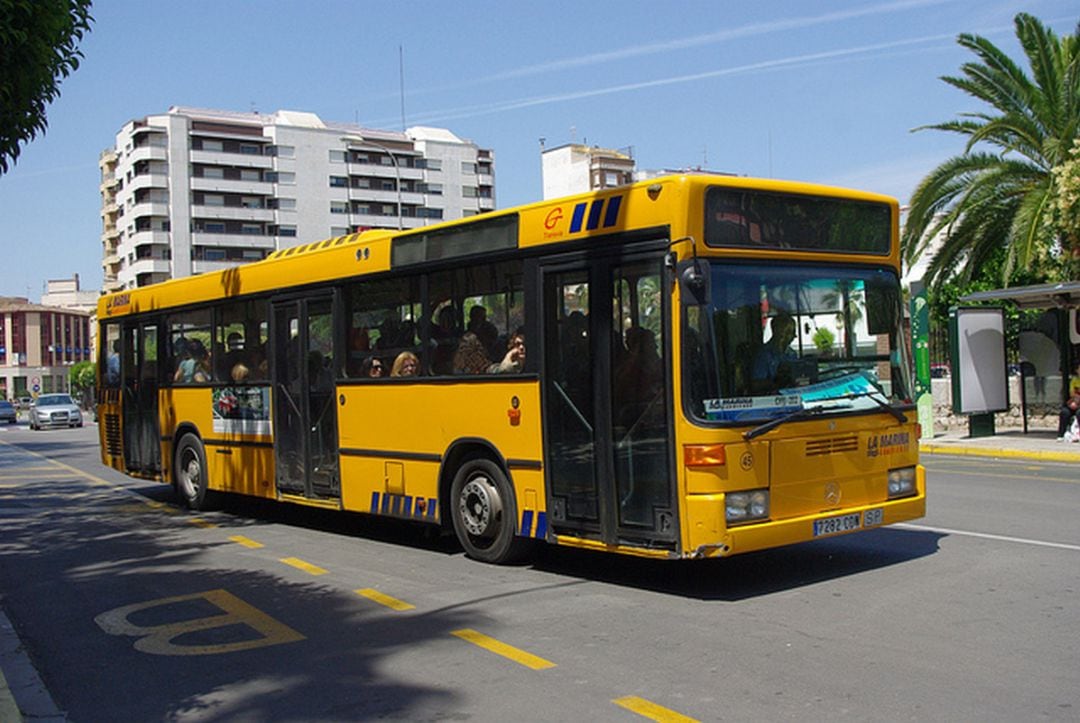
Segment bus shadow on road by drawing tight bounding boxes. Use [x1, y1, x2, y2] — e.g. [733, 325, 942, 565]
[530, 527, 945, 601]
[133, 483, 944, 602]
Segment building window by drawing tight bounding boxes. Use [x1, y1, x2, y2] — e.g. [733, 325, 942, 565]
[268, 145, 295, 158]
[203, 194, 225, 207]
[203, 166, 225, 179]
[330, 201, 348, 214]
[462, 186, 478, 198]
[421, 158, 442, 171]
[202, 140, 224, 152]
[329, 150, 346, 163]
[239, 143, 261, 155]
[266, 171, 295, 184]
[331, 226, 350, 236]
[461, 161, 477, 174]
[241, 224, 262, 235]
[330, 176, 348, 188]
[268, 197, 296, 210]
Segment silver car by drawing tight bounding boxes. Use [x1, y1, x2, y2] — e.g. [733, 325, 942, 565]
[29, 394, 83, 430]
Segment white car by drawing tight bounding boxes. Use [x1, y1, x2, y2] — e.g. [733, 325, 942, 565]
[29, 394, 83, 430]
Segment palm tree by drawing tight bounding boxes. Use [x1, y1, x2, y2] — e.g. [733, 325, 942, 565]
[901, 13, 1080, 286]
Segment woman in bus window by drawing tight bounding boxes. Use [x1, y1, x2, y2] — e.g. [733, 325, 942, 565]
[391, 351, 419, 377]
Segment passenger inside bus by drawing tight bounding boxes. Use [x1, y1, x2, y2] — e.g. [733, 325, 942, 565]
[489, 328, 525, 374]
[359, 356, 385, 378]
[391, 351, 419, 377]
[453, 332, 491, 374]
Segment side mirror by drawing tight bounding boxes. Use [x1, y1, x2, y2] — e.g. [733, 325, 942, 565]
[678, 259, 711, 306]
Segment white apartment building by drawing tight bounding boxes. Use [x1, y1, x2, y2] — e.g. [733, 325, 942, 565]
[100, 107, 496, 291]
[540, 143, 635, 200]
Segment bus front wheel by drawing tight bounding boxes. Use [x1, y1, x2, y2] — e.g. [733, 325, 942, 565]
[174, 433, 214, 511]
[450, 458, 529, 564]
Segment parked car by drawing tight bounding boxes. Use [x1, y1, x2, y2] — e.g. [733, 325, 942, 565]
[0, 400, 16, 424]
[28, 394, 83, 430]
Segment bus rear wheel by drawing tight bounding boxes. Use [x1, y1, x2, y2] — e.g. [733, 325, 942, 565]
[174, 433, 215, 511]
[450, 458, 529, 564]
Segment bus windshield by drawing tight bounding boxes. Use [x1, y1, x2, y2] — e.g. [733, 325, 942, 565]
[683, 262, 913, 424]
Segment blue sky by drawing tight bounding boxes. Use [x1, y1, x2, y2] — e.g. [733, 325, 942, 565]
[0, 0, 1075, 299]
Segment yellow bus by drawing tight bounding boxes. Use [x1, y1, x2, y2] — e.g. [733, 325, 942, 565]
[97, 174, 925, 563]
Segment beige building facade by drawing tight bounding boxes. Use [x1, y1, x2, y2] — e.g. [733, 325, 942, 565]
[0, 297, 92, 402]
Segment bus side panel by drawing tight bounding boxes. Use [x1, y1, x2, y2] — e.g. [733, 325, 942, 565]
[163, 387, 275, 497]
[336, 380, 544, 526]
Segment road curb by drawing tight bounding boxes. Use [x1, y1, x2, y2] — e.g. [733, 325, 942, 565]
[920, 441, 1080, 463]
[0, 604, 64, 722]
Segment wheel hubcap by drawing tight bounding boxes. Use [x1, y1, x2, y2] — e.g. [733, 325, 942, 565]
[459, 475, 502, 538]
[181, 451, 201, 496]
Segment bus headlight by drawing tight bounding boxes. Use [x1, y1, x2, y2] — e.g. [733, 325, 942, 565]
[887, 466, 917, 498]
[726, 489, 769, 524]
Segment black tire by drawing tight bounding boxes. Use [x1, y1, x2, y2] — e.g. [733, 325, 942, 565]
[449, 458, 530, 564]
[174, 432, 215, 510]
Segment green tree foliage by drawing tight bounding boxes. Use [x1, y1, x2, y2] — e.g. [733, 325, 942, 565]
[902, 13, 1080, 287]
[68, 360, 95, 392]
[0, 0, 93, 174]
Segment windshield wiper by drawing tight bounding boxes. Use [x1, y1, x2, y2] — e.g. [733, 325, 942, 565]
[743, 403, 851, 441]
[841, 390, 908, 424]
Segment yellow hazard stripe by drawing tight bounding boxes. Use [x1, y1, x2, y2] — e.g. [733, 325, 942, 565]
[279, 557, 327, 575]
[613, 696, 699, 722]
[356, 588, 415, 611]
[451, 628, 555, 670]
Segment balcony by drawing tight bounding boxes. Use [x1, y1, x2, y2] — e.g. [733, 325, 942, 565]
[131, 201, 170, 219]
[191, 231, 276, 249]
[190, 150, 272, 169]
[128, 257, 171, 276]
[347, 162, 424, 181]
[128, 145, 168, 165]
[128, 229, 171, 246]
[127, 173, 169, 192]
[190, 176, 272, 195]
[192, 205, 275, 223]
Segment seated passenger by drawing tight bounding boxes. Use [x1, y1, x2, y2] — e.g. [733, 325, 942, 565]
[391, 351, 419, 377]
[453, 332, 492, 375]
[359, 355, 385, 378]
[488, 329, 525, 374]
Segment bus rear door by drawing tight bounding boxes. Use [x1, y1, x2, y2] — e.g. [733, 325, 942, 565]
[270, 295, 340, 500]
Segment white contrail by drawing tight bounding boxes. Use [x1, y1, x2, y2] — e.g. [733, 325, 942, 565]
[383, 31, 960, 127]
[410, 0, 954, 93]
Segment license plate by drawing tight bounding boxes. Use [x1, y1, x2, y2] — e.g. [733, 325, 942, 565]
[863, 508, 884, 527]
[813, 512, 861, 537]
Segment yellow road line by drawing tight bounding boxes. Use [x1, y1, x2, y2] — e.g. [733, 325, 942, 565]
[356, 588, 415, 611]
[613, 696, 699, 722]
[230, 535, 264, 549]
[451, 628, 555, 670]
[280, 557, 328, 576]
[188, 517, 217, 529]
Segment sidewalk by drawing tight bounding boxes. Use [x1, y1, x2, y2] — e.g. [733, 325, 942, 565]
[920, 426, 1080, 463]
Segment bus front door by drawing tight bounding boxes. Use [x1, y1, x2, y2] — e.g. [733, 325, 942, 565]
[540, 250, 676, 548]
[270, 296, 340, 500]
[121, 321, 162, 475]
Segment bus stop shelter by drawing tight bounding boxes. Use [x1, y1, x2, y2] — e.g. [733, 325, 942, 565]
[961, 281, 1080, 432]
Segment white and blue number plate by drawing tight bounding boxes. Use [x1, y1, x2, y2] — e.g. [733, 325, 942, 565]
[813, 508, 884, 537]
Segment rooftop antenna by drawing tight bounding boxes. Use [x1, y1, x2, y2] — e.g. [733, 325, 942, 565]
[399, 44, 407, 131]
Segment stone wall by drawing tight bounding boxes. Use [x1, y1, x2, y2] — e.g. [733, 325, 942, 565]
[929, 377, 1059, 433]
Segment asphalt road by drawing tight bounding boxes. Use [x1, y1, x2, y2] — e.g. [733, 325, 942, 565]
[0, 424, 1077, 721]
